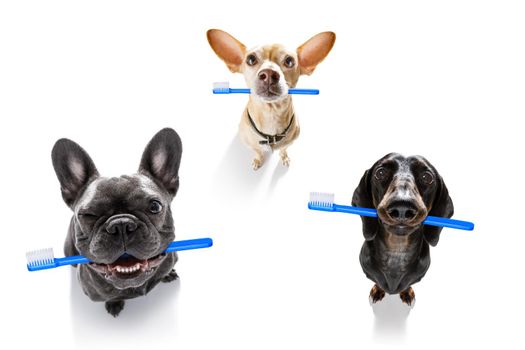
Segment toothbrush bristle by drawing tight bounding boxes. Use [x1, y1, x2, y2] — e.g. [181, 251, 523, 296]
[213, 81, 230, 90]
[26, 248, 55, 267]
[309, 192, 335, 208]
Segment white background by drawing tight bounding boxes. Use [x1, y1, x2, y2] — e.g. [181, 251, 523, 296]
[1, 1, 524, 349]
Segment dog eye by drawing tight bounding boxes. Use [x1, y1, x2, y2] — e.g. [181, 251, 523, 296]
[78, 212, 97, 219]
[421, 171, 434, 185]
[374, 167, 388, 181]
[246, 54, 258, 66]
[148, 200, 163, 214]
[284, 56, 295, 68]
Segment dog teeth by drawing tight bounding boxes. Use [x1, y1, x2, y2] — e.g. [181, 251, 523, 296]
[115, 263, 141, 274]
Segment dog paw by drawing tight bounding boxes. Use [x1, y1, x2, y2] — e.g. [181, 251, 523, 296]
[162, 269, 179, 283]
[369, 284, 386, 305]
[105, 300, 125, 317]
[252, 158, 262, 170]
[279, 150, 290, 167]
[399, 287, 415, 307]
[281, 155, 290, 167]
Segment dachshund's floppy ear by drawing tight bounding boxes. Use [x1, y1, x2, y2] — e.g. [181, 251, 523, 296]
[352, 169, 379, 240]
[424, 175, 454, 246]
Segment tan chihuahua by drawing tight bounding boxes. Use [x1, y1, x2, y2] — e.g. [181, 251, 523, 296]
[207, 29, 336, 170]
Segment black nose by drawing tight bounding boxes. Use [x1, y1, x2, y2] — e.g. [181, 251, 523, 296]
[106, 217, 138, 235]
[387, 202, 418, 222]
[258, 69, 280, 84]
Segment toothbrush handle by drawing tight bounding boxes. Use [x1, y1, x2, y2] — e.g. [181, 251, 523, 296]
[423, 216, 474, 231]
[289, 89, 319, 95]
[333, 204, 377, 217]
[55, 255, 91, 267]
[213, 88, 319, 95]
[311, 203, 474, 231]
[165, 238, 213, 252]
[229, 88, 251, 94]
[54, 238, 214, 267]
[334, 204, 474, 230]
[212, 88, 250, 94]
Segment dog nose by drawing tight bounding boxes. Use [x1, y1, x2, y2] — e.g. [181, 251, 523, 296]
[106, 217, 138, 235]
[258, 69, 280, 84]
[387, 202, 418, 222]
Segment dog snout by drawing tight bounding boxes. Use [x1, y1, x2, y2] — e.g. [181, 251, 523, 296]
[386, 201, 419, 223]
[258, 69, 280, 85]
[106, 215, 138, 236]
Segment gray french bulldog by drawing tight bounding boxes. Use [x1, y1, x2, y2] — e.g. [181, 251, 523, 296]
[52, 128, 182, 316]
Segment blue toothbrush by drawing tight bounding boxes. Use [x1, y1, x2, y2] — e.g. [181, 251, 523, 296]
[26, 237, 213, 272]
[213, 82, 319, 95]
[308, 192, 474, 231]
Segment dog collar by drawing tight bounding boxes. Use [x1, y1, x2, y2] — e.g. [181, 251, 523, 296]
[247, 110, 295, 146]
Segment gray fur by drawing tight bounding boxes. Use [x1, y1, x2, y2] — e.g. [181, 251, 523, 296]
[53, 128, 182, 316]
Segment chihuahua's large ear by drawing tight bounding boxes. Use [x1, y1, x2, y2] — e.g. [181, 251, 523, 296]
[207, 29, 246, 73]
[424, 176, 454, 247]
[352, 169, 379, 240]
[52, 139, 99, 208]
[297, 31, 336, 75]
[139, 128, 182, 198]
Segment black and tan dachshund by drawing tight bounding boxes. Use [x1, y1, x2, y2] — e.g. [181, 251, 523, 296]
[352, 153, 454, 306]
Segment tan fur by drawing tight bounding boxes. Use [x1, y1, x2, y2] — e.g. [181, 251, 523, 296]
[207, 29, 335, 170]
[382, 230, 423, 253]
[377, 175, 428, 227]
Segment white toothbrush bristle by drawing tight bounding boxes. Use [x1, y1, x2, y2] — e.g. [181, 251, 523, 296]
[26, 248, 55, 267]
[309, 192, 335, 208]
[213, 81, 230, 90]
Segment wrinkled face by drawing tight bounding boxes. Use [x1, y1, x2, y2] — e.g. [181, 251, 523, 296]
[73, 174, 175, 289]
[372, 154, 439, 236]
[242, 44, 300, 102]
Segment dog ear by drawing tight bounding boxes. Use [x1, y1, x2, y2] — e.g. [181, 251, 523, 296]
[297, 31, 336, 75]
[52, 138, 99, 208]
[139, 128, 183, 197]
[423, 175, 454, 246]
[352, 169, 379, 240]
[207, 29, 247, 73]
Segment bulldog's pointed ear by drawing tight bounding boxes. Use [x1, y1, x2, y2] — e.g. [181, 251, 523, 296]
[352, 169, 379, 240]
[139, 128, 183, 197]
[52, 139, 99, 208]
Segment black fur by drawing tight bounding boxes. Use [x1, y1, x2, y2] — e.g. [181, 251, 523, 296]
[52, 128, 183, 316]
[352, 153, 453, 302]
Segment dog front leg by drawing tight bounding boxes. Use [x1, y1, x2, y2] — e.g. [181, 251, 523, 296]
[105, 300, 125, 317]
[251, 147, 265, 170]
[369, 284, 386, 304]
[399, 287, 415, 307]
[279, 148, 290, 167]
